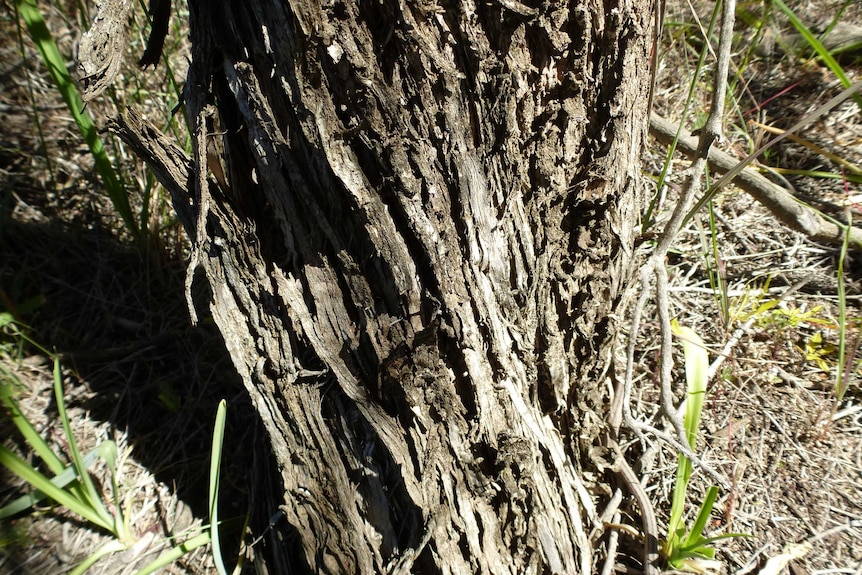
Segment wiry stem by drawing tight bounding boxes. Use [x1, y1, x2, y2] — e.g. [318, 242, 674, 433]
[612, 0, 737, 569]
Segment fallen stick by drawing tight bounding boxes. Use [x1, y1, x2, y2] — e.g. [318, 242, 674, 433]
[649, 112, 862, 250]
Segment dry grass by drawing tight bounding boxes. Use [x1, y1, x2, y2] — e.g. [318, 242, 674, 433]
[1, 0, 861, 574]
[630, 0, 862, 572]
[627, 190, 862, 573]
[0, 357, 214, 575]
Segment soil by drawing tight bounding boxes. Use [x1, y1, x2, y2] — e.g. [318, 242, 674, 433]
[1, 0, 861, 574]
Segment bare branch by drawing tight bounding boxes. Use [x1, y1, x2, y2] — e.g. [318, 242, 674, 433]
[649, 113, 862, 250]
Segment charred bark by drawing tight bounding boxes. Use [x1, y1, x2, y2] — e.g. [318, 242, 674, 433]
[106, 0, 655, 572]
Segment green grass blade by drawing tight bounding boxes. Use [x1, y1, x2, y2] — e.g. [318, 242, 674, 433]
[0, 312, 14, 330]
[68, 539, 127, 575]
[0, 368, 66, 475]
[682, 485, 718, 549]
[0, 444, 113, 531]
[132, 532, 212, 575]
[698, 532, 751, 547]
[52, 357, 115, 532]
[15, 0, 138, 238]
[210, 400, 228, 575]
[675, 322, 708, 449]
[772, 0, 862, 113]
[12, 9, 56, 188]
[667, 452, 692, 544]
[833, 210, 851, 406]
[706, 201, 729, 326]
[97, 439, 132, 541]
[666, 320, 710, 546]
[0, 447, 100, 519]
[684, 78, 862, 223]
[765, 167, 862, 184]
[643, 5, 722, 233]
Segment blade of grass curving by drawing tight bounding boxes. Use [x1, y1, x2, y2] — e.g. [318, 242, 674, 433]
[1, 324, 105, 522]
[99, 438, 134, 542]
[0, 444, 113, 531]
[0, 368, 66, 475]
[0, 311, 15, 332]
[749, 120, 862, 175]
[682, 485, 718, 550]
[767, 167, 862, 185]
[667, 487, 719, 569]
[828, 38, 862, 57]
[772, 0, 862, 112]
[819, 0, 853, 41]
[132, 532, 212, 575]
[68, 539, 127, 575]
[52, 357, 116, 532]
[15, 0, 138, 238]
[684, 78, 862, 224]
[731, 2, 770, 107]
[210, 399, 229, 575]
[0, 447, 100, 519]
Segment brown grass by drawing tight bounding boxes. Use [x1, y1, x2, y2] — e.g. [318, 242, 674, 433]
[0, 2, 261, 573]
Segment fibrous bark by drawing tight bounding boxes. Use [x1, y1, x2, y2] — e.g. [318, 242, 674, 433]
[108, 0, 655, 572]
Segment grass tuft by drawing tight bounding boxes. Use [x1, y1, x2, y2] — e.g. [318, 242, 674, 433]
[662, 320, 747, 573]
[0, 317, 225, 574]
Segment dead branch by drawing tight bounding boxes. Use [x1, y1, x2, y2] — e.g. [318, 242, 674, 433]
[649, 113, 862, 250]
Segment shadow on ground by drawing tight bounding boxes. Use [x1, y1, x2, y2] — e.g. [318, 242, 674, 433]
[0, 207, 299, 572]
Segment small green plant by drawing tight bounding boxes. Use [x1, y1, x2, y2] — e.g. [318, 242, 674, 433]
[700, 201, 730, 328]
[831, 206, 855, 412]
[662, 320, 746, 573]
[209, 398, 232, 575]
[729, 280, 830, 331]
[0, 314, 226, 574]
[803, 331, 836, 372]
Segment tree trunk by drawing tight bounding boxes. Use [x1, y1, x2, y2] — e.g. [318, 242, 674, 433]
[110, 0, 654, 572]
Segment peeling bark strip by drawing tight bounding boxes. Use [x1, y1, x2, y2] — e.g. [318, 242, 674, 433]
[111, 0, 653, 572]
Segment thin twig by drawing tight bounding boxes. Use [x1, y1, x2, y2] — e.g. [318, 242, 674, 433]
[655, 260, 688, 443]
[609, 363, 660, 575]
[598, 509, 622, 575]
[685, 77, 862, 224]
[651, 0, 737, 450]
[613, 0, 737, 569]
[629, 419, 729, 489]
[621, 0, 736, 474]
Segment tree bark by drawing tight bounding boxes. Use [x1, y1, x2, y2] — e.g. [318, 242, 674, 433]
[108, 0, 655, 572]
